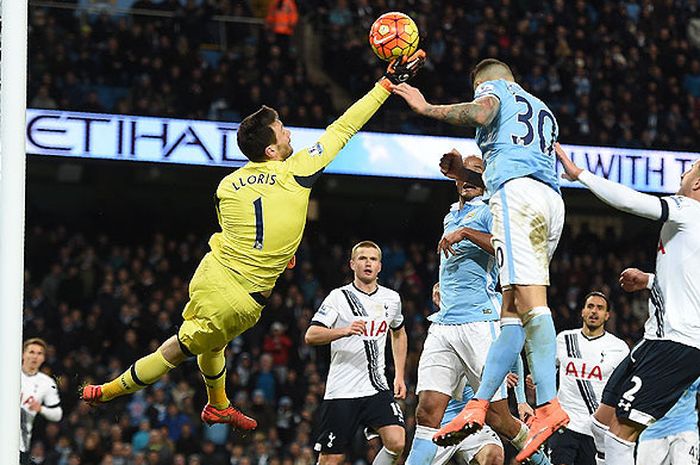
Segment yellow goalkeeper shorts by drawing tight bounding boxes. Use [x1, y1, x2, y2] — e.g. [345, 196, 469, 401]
[177, 252, 265, 355]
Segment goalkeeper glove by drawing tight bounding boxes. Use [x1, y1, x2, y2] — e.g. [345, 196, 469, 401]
[379, 49, 426, 90]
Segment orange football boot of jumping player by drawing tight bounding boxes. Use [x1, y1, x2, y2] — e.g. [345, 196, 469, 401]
[515, 398, 570, 463]
[80, 384, 104, 406]
[433, 398, 489, 446]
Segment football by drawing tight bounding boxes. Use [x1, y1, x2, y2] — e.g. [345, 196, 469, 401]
[368, 12, 420, 62]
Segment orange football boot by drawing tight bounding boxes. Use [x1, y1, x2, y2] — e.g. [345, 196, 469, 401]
[81, 384, 104, 405]
[515, 398, 570, 463]
[201, 404, 257, 431]
[433, 398, 489, 446]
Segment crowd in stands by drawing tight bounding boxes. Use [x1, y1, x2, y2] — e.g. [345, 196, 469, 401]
[312, 0, 700, 150]
[29, 0, 334, 126]
[22, 219, 655, 465]
[29, 0, 700, 151]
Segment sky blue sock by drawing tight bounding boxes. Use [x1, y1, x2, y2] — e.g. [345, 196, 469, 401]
[475, 320, 525, 401]
[524, 311, 557, 405]
[512, 354, 527, 404]
[529, 450, 552, 465]
[405, 426, 438, 465]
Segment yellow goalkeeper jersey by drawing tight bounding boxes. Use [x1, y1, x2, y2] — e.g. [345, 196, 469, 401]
[209, 83, 390, 292]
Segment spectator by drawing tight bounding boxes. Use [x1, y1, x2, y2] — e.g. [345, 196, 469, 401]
[263, 322, 293, 376]
[175, 423, 199, 457]
[250, 390, 276, 433]
[683, 59, 700, 98]
[146, 428, 173, 465]
[255, 355, 277, 402]
[31, 85, 58, 109]
[161, 403, 192, 442]
[199, 440, 227, 465]
[265, 0, 299, 54]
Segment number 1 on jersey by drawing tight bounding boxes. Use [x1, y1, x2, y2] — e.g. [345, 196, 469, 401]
[253, 197, 264, 250]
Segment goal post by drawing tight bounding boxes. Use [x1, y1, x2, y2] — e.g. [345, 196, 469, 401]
[0, 0, 30, 463]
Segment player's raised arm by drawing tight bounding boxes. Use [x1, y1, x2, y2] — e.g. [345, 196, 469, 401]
[288, 51, 426, 180]
[438, 149, 488, 185]
[555, 143, 665, 221]
[393, 83, 499, 127]
[393, 61, 518, 128]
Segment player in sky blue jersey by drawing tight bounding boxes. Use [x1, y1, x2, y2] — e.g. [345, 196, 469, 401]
[434, 156, 501, 325]
[636, 378, 700, 465]
[405, 154, 551, 465]
[394, 58, 567, 462]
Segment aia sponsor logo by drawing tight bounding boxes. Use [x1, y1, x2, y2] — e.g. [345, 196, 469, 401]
[564, 361, 603, 381]
[359, 319, 388, 340]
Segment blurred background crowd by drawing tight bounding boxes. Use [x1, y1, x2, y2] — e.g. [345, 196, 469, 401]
[29, 0, 700, 150]
[22, 219, 655, 465]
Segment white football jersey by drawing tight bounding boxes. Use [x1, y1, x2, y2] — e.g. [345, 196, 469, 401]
[556, 330, 629, 435]
[646, 196, 700, 349]
[311, 283, 404, 400]
[20, 370, 61, 452]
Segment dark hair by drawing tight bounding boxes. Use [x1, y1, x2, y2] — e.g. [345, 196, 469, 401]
[237, 105, 279, 162]
[470, 58, 513, 86]
[583, 291, 611, 312]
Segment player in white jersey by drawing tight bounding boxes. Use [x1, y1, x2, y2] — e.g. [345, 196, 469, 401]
[20, 338, 62, 465]
[550, 292, 629, 465]
[306, 241, 407, 465]
[637, 377, 700, 465]
[394, 58, 567, 462]
[557, 144, 700, 465]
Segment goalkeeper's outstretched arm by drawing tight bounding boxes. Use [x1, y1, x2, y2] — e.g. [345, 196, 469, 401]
[289, 50, 426, 179]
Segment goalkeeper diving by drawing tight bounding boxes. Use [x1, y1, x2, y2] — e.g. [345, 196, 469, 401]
[81, 50, 426, 431]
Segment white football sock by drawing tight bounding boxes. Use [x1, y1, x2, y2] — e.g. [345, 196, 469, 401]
[373, 447, 399, 465]
[509, 421, 528, 450]
[591, 416, 609, 464]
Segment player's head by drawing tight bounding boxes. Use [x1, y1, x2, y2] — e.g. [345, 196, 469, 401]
[581, 291, 610, 331]
[22, 337, 47, 374]
[432, 282, 440, 309]
[237, 105, 293, 162]
[678, 159, 700, 198]
[470, 58, 515, 90]
[456, 155, 485, 202]
[350, 241, 382, 285]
